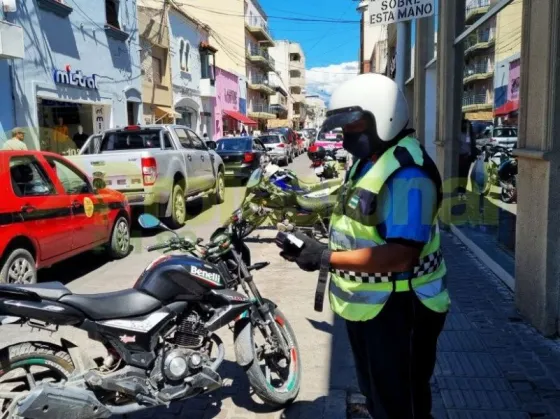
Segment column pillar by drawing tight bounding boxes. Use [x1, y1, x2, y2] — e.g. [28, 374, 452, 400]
[514, 0, 560, 336]
[435, 0, 465, 223]
[413, 15, 434, 146]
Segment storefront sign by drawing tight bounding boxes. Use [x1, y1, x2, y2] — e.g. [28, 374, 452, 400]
[53, 66, 99, 89]
[93, 106, 107, 134]
[225, 89, 237, 104]
[508, 59, 520, 102]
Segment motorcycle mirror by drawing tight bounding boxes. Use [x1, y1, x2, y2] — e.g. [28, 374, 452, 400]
[138, 214, 161, 229]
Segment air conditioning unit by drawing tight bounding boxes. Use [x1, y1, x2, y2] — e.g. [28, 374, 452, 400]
[0, 20, 24, 59]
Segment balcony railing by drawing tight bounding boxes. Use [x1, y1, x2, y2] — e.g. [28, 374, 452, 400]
[464, 62, 494, 77]
[245, 16, 274, 46]
[249, 103, 275, 114]
[462, 93, 492, 107]
[246, 16, 270, 35]
[248, 75, 275, 94]
[247, 44, 275, 69]
[465, 0, 491, 23]
[465, 28, 495, 51]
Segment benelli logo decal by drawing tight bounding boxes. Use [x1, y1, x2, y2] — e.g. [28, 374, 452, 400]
[119, 334, 136, 344]
[190, 266, 221, 284]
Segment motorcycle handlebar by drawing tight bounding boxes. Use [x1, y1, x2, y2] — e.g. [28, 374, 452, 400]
[146, 242, 170, 252]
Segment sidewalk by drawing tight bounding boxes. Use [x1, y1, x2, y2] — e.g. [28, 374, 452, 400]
[350, 231, 560, 418]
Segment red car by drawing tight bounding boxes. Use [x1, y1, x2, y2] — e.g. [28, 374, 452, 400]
[0, 150, 132, 284]
[295, 133, 305, 156]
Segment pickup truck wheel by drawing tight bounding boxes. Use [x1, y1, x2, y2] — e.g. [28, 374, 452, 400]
[168, 183, 187, 229]
[0, 249, 37, 284]
[107, 216, 131, 259]
[214, 172, 225, 205]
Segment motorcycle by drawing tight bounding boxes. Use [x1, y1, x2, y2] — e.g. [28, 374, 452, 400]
[0, 213, 301, 418]
[264, 163, 342, 199]
[307, 145, 339, 180]
[476, 145, 517, 202]
[229, 167, 337, 240]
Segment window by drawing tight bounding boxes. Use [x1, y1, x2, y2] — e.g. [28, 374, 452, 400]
[184, 42, 190, 72]
[9, 156, 55, 197]
[152, 56, 162, 84]
[179, 40, 185, 70]
[163, 133, 174, 150]
[45, 157, 91, 195]
[105, 0, 120, 29]
[201, 51, 213, 80]
[187, 130, 206, 150]
[99, 131, 162, 152]
[174, 128, 193, 148]
[253, 140, 265, 151]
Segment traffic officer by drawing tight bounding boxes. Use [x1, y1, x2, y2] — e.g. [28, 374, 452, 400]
[279, 73, 450, 419]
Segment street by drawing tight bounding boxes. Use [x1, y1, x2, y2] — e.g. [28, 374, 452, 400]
[1, 155, 352, 419]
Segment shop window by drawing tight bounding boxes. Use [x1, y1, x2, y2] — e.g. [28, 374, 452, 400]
[45, 157, 92, 195]
[105, 0, 120, 29]
[9, 156, 55, 197]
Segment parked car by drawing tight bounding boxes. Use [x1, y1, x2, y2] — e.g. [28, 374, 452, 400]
[209, 136, 267, 181]
[69, 125, 225, 229]
[297, 131, 311, 151]
[267, 127, 297, 155]
[482, 126, 518, 148]
[295, 133, 305, 155]
[303, 128, 317, 144]
[0, 150, 132, 284]
[258, 133, 292, 166]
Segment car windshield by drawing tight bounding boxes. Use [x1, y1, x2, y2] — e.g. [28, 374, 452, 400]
[259, 135, 281, 144]
[494, 128, 517, 137]
[99, 130, 162, 152]
[216, 138, 252, 151]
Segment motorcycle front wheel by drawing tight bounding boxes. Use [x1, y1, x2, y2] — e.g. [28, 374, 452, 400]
[237, 306, 301, 407]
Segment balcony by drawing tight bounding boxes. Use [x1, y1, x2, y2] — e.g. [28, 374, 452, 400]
[465, 0, 491, 24]
[245, 16, 274, 47]
[200, 78, 216, 98]
[248, 75, 275, 95]
[465, 28, 495, 55]
[0, 20, 24, 59]
[270, 103, 288, 117]
[246, 45, 275, 71]
[463, 62, 494, 83]
[291, 93, 305, 103]
[248, 103, 277, 120]
[290, 76, 305, 87]
[462, 93, 493, 111]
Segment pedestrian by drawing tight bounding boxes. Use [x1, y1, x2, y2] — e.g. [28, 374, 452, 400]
[278, 73, 450, 419]
[3, 127, 28, 150]
[457, 118, 476, 200]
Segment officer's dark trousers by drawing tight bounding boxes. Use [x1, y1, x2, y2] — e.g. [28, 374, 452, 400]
[346, 291, 447, 419]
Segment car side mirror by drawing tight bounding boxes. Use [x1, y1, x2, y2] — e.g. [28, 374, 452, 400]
[206, 141, 217, 150]
[92, 178, 106, 190]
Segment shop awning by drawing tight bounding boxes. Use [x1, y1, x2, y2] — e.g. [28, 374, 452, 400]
[223, 110, 257, 125]
[155, 106, 181, 119]
[494, 100, 519, 117]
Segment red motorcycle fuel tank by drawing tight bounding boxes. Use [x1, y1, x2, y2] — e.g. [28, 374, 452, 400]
[134, 255, 226, 303]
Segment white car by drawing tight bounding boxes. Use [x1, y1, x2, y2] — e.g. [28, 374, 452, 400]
[297, 131, 310, 151]
[483, 126, 518, 148]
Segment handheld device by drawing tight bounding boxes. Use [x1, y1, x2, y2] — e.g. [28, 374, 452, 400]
[275, 231, 305, 253]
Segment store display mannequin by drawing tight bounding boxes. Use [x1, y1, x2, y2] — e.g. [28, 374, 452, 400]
[73, 125, 89, 149]
[54, 117, 69, 143]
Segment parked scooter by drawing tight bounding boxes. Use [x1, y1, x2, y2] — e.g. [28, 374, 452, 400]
[475, 145, 517, 202]
[307, 145, 339, 180]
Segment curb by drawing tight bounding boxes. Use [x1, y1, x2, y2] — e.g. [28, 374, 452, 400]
[449, 224, 515, 291]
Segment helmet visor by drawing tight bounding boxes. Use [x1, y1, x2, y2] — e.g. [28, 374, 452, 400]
[321, 110, 364, 133]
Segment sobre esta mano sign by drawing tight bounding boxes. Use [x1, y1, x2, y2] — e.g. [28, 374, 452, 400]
[53, 65, 99, 89]
[369, 0, 435, 25]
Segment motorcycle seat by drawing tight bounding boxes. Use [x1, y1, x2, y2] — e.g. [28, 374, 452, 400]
[296, 194, 338, 212]
[300, 178, 341, 193]
[0, 282, 71, 301]
[59, 289, 162, 321]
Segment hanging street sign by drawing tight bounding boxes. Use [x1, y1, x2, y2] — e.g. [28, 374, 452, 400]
[369, 0, 435, 25]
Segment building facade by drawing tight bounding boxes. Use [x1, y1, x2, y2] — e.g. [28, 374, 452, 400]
[167, 6, 217, 136]
[288, 42, 306, 130]
[213, 67, 240, 139]
[269, 40, 293, 127]
[5, 0, 142, 153]
[304, 95, 326, 129]
[268, 71, 289, 126]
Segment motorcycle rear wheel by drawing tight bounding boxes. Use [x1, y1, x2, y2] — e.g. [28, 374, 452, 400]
[0, 342, 74, 417]
[241, 306, 301, 408]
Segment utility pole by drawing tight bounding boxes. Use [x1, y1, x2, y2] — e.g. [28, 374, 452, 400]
[395, 22, 406, 91]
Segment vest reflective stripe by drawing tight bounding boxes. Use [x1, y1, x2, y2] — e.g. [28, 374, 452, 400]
[328, 137, 451, 321]
[329, 228, 379, 250]
[330, 276, 446, 305]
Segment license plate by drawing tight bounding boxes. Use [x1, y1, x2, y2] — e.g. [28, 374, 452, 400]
[225, 170, 234, 175]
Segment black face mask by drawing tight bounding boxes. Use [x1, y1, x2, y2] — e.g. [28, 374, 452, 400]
[343, 132, 379, 159]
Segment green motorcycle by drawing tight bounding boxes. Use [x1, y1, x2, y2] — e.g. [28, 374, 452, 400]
[228, 168, 338, 240]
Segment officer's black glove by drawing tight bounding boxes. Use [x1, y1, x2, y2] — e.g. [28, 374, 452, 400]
[279, 231, 330, 272]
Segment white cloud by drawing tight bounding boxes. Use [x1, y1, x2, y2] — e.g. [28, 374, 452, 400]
[305, 61, 359, 104]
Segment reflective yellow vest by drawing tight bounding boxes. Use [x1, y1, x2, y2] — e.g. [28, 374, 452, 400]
[328, 137, 451, 322]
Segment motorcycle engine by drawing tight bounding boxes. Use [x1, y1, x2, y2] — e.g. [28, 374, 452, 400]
[162, 348, 205, 382]
[173, 311, 206, 348]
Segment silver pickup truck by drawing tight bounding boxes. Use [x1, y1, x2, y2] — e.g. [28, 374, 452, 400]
[66, 125, 225, 228]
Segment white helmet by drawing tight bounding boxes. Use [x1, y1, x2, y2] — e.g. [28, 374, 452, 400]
[322, 73, 409, 143]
